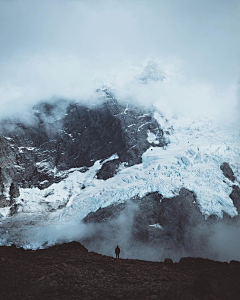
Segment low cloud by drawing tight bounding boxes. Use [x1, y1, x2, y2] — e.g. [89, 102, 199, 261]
[2, 199, 240, 262]
[0, 0, 239, 123]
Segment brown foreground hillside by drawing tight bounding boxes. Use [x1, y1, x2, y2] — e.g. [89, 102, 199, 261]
[0, 242, 240, 300]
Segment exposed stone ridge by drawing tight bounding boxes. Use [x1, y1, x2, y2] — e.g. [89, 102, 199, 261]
[220, 162, 235, 182]
[0, 242, 240, 299]
[0, 94, 167, 208]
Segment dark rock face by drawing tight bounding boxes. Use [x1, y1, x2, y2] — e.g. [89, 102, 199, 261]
[0, 137, 20, 207]
[220, 162, 235, 182]
[230, 185, 240, 214]
[56, 100, 125, 170]
[83, 188, 205, 254]
[0, 94, 167, 207]
[0, 135, 62, 208]
[9, 183, 20, 205]
[96, 159, 121, 180]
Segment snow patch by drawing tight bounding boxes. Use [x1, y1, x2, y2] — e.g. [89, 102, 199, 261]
[0, 207, 10, 218]
[147, 130, 160, 145]
[149, 224, 163, 229]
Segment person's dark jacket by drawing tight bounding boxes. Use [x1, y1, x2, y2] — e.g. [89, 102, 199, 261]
[115, 246, 120, 255]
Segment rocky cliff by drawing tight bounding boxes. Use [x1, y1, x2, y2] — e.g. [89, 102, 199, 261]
[0, 91, 240, 262]
[0, 91, 166, 209]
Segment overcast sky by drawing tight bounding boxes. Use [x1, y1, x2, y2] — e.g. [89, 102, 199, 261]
[0, 0, 239, 120]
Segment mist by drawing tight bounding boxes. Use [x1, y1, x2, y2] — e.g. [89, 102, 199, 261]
[0, 0, 239, 122]
[80, 207, 240, 263]
[1, 197, 240, 263]
[5, 200, 240, 263]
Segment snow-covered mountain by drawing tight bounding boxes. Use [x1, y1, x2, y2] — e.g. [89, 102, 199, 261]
[0, 88, 240, 261]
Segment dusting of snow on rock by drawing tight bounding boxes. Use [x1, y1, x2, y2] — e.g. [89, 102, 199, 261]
[0, 111, 240, 248]
[7, 114, 239, 221]
[149, 224, 163, 229]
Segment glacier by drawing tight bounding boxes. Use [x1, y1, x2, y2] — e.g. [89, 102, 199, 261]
[0, 108, 239, 249]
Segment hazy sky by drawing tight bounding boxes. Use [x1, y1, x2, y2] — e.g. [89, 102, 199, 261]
[0, 0, 239, 119]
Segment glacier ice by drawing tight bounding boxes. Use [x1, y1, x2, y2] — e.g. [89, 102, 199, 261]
[0, 112, 239, 248]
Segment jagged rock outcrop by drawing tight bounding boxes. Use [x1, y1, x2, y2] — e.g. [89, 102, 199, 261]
[230, 185, 240, 214]
[220, 162, 235, 182]
[0, 136, 19, 207]
[0, 94, 167, 208]
[219, 162, 240, 215]
[96, 159, 121, 180]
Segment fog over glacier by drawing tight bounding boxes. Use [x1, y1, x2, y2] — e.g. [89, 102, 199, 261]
[1, 0, 240, 262]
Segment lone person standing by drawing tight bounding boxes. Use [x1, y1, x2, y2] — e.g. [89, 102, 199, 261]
[115, 245, 120, 259]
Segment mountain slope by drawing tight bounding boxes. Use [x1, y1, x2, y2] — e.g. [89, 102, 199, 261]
[0, 92, 240, 261]
[0, 92, 166, 211]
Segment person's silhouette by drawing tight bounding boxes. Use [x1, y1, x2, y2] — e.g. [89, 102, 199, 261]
[115, 245, 120, 259]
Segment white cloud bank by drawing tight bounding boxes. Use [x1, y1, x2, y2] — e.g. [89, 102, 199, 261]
[0, 0, 239, 121]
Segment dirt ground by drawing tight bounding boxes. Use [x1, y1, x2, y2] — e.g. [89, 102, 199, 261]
[0, 242, 240, 300]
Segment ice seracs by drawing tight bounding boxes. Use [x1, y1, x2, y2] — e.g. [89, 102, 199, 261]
[0, 98, 239, 249]
[3, 112, 238, 224]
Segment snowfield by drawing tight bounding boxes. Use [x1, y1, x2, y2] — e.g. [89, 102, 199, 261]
[0, 111, 239, 248]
